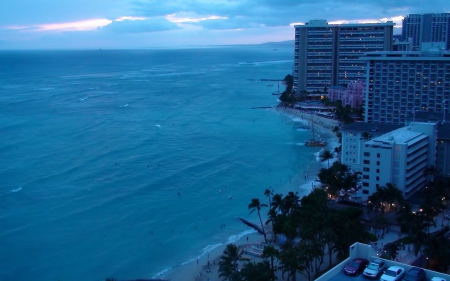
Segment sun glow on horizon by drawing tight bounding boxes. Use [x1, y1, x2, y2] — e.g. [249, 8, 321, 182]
[166, 14, 228, 23]
[38, 19, 112, 31]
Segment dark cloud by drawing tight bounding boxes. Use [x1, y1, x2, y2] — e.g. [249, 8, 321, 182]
[99, 18, 180, 33]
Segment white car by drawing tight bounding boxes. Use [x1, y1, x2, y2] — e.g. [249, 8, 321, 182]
[431, 278, 447, 281]
[363, 258, 386, 278]
[380, 266, 405, 281]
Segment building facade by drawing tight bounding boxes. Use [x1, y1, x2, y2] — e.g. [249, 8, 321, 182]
[327, 80, 365, 108]
[402, 13, 450, 51]
[341, 123, 403, 173]
[359, 50, 450, 124]
[293, 20, 394, 93]
[359, 122, 437, 201]
[405, 112, 450, 177]
[393, 37, 413, 52]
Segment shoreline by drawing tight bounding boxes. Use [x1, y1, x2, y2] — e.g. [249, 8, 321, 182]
[162, 107, 341, 281]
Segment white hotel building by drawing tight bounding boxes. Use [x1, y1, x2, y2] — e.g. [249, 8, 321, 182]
[342, 122, 437, 201]
[293, 20, 394, 93]
[359, 47, 450, 125]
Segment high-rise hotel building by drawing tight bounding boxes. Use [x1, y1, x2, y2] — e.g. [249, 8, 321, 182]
[359, 48, 450, 124]
[293, 20, 394, 93]
[402, 13, 450, 51]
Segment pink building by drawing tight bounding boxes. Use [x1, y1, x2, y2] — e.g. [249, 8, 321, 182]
[327, 81, 364, 108]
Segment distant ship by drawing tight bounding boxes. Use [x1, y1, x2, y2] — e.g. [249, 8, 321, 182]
[305, 116, 327, 147]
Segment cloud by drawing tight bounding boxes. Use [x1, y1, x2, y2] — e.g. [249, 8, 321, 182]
[131, 0, 450, 30]
[99, 18, 180, 33]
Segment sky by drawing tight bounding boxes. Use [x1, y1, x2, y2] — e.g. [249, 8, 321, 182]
[0, 0, 449, 49]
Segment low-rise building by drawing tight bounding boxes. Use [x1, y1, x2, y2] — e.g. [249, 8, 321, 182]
[327, 80, 364, 108]
[360, 122, 437, 201]
[340, 122, 403, 172]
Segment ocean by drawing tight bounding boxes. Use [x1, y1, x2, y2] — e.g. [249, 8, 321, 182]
[0, 45, 327, 281]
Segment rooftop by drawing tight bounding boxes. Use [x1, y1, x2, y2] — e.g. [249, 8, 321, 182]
[359, 51, 450, 59]
[341, 122, 403, 133]
[316, 243, 450, 281]
[366, 126, 425, 145]
[294, 20, 395, 28]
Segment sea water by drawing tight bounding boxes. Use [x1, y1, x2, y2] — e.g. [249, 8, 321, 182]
[0, 45, 326, 281]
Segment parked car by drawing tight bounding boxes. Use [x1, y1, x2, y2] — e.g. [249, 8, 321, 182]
[430, 278, 447, 281]
[402, 267, 426, 281]
[380, 266, 405, 281]
[363, 258, 387, 278]
[343, 258, 369, 275]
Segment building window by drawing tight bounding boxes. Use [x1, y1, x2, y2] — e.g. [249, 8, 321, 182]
[363, 160, 370, 164]
[363, 175, 369, 179]
[364, 152, 370, 157]
[363, 167, 370, 172]
[377, 153, 380, 158]
[376, 176, 379, 181]
[363, 190, 369, 194]
[377, 161, 380, 165]
[363, 182, 369, 187]
[376, 169, 380, 173]
[376, 184, 380, 188]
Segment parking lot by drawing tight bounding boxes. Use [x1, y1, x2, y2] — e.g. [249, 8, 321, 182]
[328, 271, 376, 281]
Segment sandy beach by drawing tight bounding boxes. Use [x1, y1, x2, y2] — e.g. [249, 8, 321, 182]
[163, 107, 341, 281]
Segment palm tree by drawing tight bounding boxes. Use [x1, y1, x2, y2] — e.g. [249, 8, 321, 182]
[264, 188, 273, 211]
[334, 145, 342, 163]
[262, 245, 279, 278]
[271, 193, 283, 214]
[361, 132, 372, 142]
[219, 244, 242, 281]
[423, 165, 439, 183]
[367, 187, 386, 227]
[396, 202, 415, 251]
[382, 183, 404, 211]
[240, 261, 273, 281]
[319, 150, 334, 168]
[249, 198, 268, 241]
[332, 126, 339, 135]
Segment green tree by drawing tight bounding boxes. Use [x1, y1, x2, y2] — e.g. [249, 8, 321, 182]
[423, 165, 439, 184]
[279, 241, 304, 281]
[219, 244, 242, 281]
[424, 232, 450, 273]
[264, 188, 273, 211]
[249, 198, 268, 241]
[240, 261, 273, 281]
[319, 150, 334, 168]
[262, 245, 279, 279]
[361, 132, 372, 142]
[396, 202, 415, 251]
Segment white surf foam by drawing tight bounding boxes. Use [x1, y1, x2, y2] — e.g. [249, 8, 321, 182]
[226, 229, 257, 244]
[10, 187, 22, 193]
[37, 88, 55, 91]
[119, 104, 128, 108]
[154, 124, 161, 128]
[79, 97, 89, 101]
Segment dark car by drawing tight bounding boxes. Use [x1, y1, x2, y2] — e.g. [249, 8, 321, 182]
[402, 267, 426, 281]
[344, 258, 369, 275]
